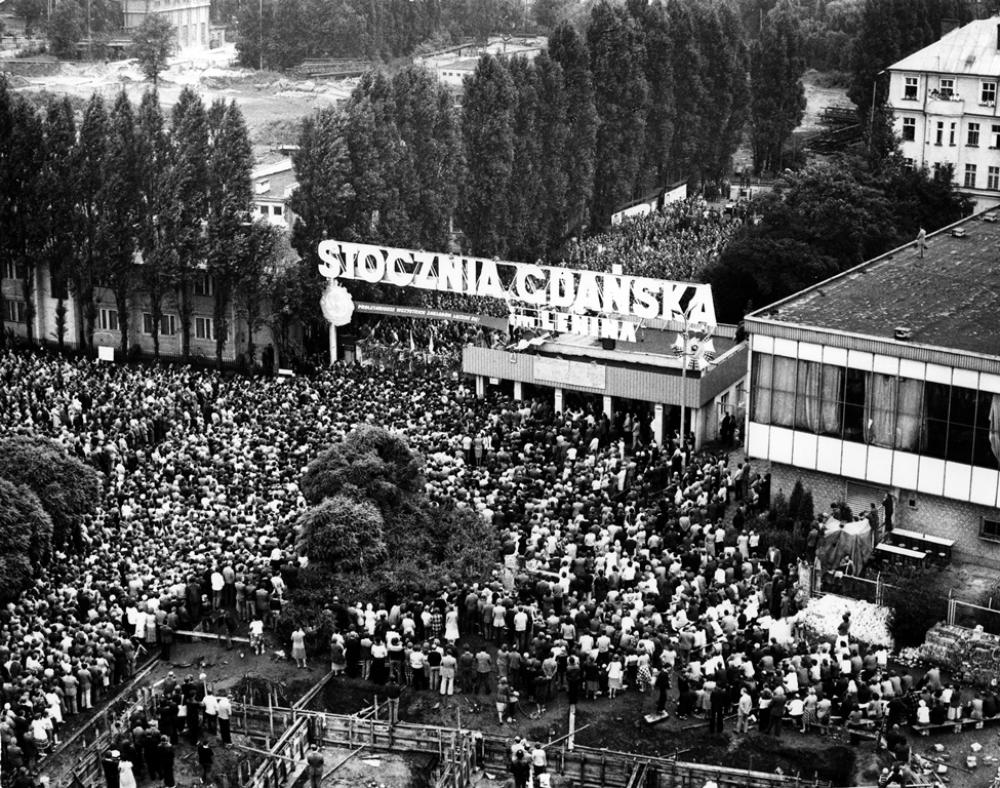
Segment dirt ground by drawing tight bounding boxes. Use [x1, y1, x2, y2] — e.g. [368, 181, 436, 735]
[9, 44, 352, 157]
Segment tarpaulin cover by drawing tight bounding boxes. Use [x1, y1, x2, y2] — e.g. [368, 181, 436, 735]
[816, 515, 872, 572]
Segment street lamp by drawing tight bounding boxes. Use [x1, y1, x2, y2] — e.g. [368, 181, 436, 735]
[672, 307, 716, 457]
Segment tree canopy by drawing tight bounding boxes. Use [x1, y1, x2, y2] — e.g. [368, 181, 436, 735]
[131, 14, 176, 86]
[295, 425, 498, 601]
[707, 157, 972, 322]
[0, 435, 101, 551]
[0, 477, 54, 602]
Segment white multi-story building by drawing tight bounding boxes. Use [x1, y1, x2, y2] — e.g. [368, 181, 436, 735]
[889, 18, 1000, 208]
[123, 0, 210, 50]
[251, 159, 298, 229]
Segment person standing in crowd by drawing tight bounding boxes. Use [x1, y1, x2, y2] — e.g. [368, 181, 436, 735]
[197, 737, 214, 781]
[217, 690, 232, 748]
[307, 744, 325, 788]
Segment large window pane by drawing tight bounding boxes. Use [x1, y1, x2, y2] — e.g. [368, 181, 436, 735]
[896, 378, 923, 451]
[922, 381, 950, 460]
[865, 373, 897, 448]
[972, 391, 1000, 469]
[820, 364, 844, 436]
[751, 354, 773, 424]
[947, 386, 977, 463]
[795, 360, 822, 432]
[771, 356, 797, 427]
[843, 368, 866, 442]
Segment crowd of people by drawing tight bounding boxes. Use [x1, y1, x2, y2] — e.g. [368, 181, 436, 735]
[563, 197, 743, 283]
[0, 324, 954, 788]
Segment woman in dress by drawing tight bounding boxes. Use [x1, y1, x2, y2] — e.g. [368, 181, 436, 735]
[291, 627, 307, 669]
[370, 638, 388, 684]
[444, 606, 460, 644]
[606, 654, 624, 699]
[118, 758, 137, 788]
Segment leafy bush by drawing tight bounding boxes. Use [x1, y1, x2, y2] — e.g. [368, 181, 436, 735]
[0, 435, 101, 550]
[0, 477, 54, 601]
[881, 565, 950, 647]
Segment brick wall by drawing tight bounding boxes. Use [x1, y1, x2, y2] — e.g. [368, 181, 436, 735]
[765, 463, 1000, 568]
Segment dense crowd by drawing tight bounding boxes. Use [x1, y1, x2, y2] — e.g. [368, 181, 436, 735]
[0, 334, 950, 788]
[563, 198, 743, 283]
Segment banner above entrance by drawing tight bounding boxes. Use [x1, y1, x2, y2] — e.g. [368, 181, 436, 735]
[317, 241, 718, 334]
[355, 301, 509, 330]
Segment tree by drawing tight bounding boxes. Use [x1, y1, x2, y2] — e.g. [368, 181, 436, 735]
[131, 13, 176, 86]
[47, 0, 85, 58]
[0, 477, 53, 602]
[134, 89, 171, 358]
[295, 494, 387, 573]
[206, 100, 252, 365]
[98, 91, 140, 353]
[391, 66, 463, 251]
[666, 0, 707, 184]
[1, 90, 45, 344]
[14, 0, 46, 34]
[547, 22, 597, 239]
[71, 93, 109, 352]
[288, 107, 355, 328]
[342, 71, 411, 245]
[297, 426, 497, 601]
[506, 56, 544, 260]
[750, 3, 807, 174]
[235, 221, 285, 367]
[627, 0, 675, 195]
[165, 87, 210, 358]
[0, 435, 101, 552]
[40, 98, 77, 349]
[533, 51, 570, 254]
[460, 54, 516, 256]
[587, 0, 648, 226]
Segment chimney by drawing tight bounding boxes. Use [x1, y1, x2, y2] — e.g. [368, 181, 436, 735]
[894, 327, 912, 341]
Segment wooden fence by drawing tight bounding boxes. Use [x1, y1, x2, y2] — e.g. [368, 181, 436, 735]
[228, 704, 833, 788]
[54, 693, 836, 788]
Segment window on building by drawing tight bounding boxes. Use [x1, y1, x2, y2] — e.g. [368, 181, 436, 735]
[260, 205, 269, 215]
[990, 166, 1000, 190]
[142, 313, 177, 336]
[983, 81, 997, 105]
[936, 121, 944, 145]
[902, 117, 916, 141]
[2, 261, 27, 280]
[993, 125, 1000, 149]
[982, 517, 1000, 542]
[3, 299, 27, 324]
[949, 122, 957, 146]
[968, 122, 981, 146]
[965, 163, 978, 188]
[195, 316, 215, 341]
[939, 77, 955, 98]
[750, 355, 1000, 471]
[903, 158, 915, 170]
[99, 308, 119, 332]
[193, 274, 215, 297]
[273, 205, 283, 216]
[904, 76, 918, 100]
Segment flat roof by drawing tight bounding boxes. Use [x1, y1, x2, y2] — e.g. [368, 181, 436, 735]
[535, 328, 737, 372]
[749, 211, 1000, 358]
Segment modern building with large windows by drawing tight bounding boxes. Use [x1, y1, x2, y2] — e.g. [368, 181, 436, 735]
[743, 210, 1000, 566]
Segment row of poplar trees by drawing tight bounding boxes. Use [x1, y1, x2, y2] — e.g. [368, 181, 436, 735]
[0, 81, 279, 363]
[292, 0, 755, 265]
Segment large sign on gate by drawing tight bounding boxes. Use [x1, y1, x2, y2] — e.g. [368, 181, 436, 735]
[317, 240, 717, 343]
